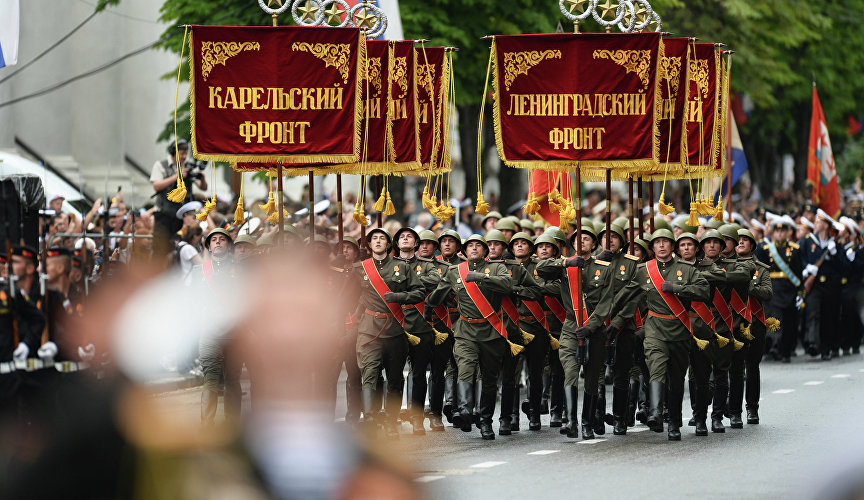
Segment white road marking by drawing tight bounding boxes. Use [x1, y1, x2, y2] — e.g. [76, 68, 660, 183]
[803, 381, 824, 386]
[470, 461, 507, 469]
[527, 450, 560, 456]
[772, 389, 795, 394]
[831, 374, 850, 379]
[415, 475, 445, 483]
[577, 438, 608, 445]
[628, 427, 649, 433]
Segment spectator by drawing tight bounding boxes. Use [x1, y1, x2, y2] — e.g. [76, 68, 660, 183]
[178, 226, 203, 284]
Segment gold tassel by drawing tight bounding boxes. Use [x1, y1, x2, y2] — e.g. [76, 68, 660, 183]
[520, 329, 535, 344]
[687, 202, 700, 227]
[267, 208, 290, 225]
[693, 335, 709, 351]
[196, 198, 217, 222]
[548, 188, 561, 213]
[405, 331, 421, 346]
[548, 333, 560, 350]
[508, 340, 524, 356]
[739, 323, 754, 340]
[373, 187, 386, 212]
[715, 332, 729, 348]
[524, 192, 541, 215]
[357, 204, 369, 226]
[434, 330, 449, 345]
[766, 317, 781, 333]
[233, 196, 245, 226]
[475, 192, 490, 216]
[733, 338, 745, 351]
[167, 177, 187, 203]
[658, 192, 674, 215]
[421, 186, 432, 209]
[259, 191, 276, 215]
[713, 195, 724, 220]
[384, 191, 396, 216]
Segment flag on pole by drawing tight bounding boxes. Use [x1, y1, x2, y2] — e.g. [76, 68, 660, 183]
[0, 0, 20, 68]
[713, 107, 749, 202]
[807, 86, 840, 217]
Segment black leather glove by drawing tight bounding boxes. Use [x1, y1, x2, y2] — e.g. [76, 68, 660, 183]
[574, 326, 591, 339]
[383, 291, 400, 303]
[423, 304, 435, 323]
[464, 271, 481, 282]
[660, 281, 674, 293]
[596, 249, 616, 262]
[634, 329, 645, 341]
[565, 256, 586, 268]
[604, 322, 621, 339]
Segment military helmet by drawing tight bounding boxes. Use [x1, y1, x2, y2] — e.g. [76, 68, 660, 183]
[256, 233, 275, 247]
[648, 215, 672, 232]
[699, 229, 723, 245]
[305, 234, 331, 249]
[673, 215, 699, 234]
[481, 210, 503, 227]
[365, 227, 392, 247]
[418, 229, 439, 246]
[234, 234, 256, 246]
[532, 220, 546, 231]
[204, 227, 233, 250]
[534, 233, 561, 256]
[495, 218, 518, 233]
[546, 227, 567, 245]
[612, 216, 630, 229]
[649, 228, 675, 246]
[718, 223, 741, 241]
[675, 232, 699, 245]
[520, 219, 535, 232]
[737, 228, 758, 246]
[509, 231, 534, 251]
[340, 236, 360, 249]
[438, 229, 462, 250]
[578, 220, 598, 240]
[633, 237, 650, 254]
[598, 223, 627, 245]
[463, 234, 489, 255]
[703, 218, 724, 230]
[485, 229, 508, 245]
[393, 226, 421, 250]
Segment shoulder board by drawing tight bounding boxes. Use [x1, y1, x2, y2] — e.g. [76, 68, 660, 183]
[789, 242, 800, 250]
[416, 256, 433, 262]
[636, 262, 647, 268]
[755, 261, 770, 270]
[624, 254, 639, 261]
[505, 259, 521, 266]
[677, 260, 695, 266]
[594, 259, 610, 266]
[393, 256, 410, 262]
[487, 259, 505, 263]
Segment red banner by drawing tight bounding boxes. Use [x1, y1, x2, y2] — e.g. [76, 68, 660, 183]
[658, 37, 688, 167]
[388, 41, 421, 170]
[415, 46, 452, 174]
[492, 32, 662, 172]
[681, 42, 721, 171]
[808, 87, 840, 216]
[189, 25, 365, 164]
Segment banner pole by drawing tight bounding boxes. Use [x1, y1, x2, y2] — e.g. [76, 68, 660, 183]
[575, 168, 583, 328]
[628, 176, 634, 254]
[648, 181, 655, 232]
[637, 176, 644, 239]
[605, 169, 612, 248]
[337, 173, 344, 244]
[277, 165, 284, 245]
[309, 170, 315, 239]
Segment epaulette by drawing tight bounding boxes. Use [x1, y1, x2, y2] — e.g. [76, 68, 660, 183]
[505, 259, 521, 266]
[677, 260, 696, 266]
[487, 259, 505, 263]
[754, 260, 770, 270]
[594, 259, 610, 266]
[416, 256, 434, 262]
[637, 262, 647, 268]
[393, 256, 410, 262]
[624, 254, 640, 261]
[789, 241, 800, 250]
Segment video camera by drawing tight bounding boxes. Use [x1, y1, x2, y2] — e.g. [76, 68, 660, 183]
[183, 159, 208, 181]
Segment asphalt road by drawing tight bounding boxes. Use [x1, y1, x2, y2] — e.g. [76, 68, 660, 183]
[158, 352, 864, 500]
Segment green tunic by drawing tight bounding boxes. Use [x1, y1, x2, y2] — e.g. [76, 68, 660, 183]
[355, 255, 426, 340]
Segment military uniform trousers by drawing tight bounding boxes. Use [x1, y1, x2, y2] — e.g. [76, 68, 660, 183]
[520, 320, 550, 414]
[408, 332, 435, 410]
[453, 336, 507, 396]
[428, 329, 454, 415]
[327, 333, 361, 422]
[744, 321, 767, 411]
[818, 279, 842, 355]
[766, 299, 799, 358]
[840, 284, 863, 352]
[200, 334, 242, 421]
[559, 330, 604, 388]
[642, 318, 690, 394]
[612, 330, 636, 392]
[357, 333, 409, 401]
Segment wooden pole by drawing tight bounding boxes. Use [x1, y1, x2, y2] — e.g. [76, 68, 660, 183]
[277, 165, 284, 245]
[605, 169, 612, 248]
[628, 177, 635, 254]
[648, 181, 655, 232]
[637, 176, 644, 239]
[308, 170, 315, 239]
[575, 169, 583, 328]
[337, 173, 344, 244]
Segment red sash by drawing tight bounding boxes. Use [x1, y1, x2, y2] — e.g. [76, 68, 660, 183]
[646, 259, 692, 333]
[501, 297, 520, 326]
[522, 300, 550, 330]
[712, 290, 734, 331]
[565, 266, 590, 325]
[544, 297, 568, 323]
[730, 289, 751, 322]
[458, 262, 508, 339]
[202, 261, 215, 287]
[362, 258, 406, 327]
[691, 302, 715, 330]
[634, 309, 644, 329]
[747, 297, 766, 325]
[433, 305, 452, 328]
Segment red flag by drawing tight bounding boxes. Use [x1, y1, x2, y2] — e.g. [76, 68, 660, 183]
[528, 170, 572, 227]
[807, 87, 840, 217]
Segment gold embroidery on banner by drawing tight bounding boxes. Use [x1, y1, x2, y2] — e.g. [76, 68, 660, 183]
[502, 50, 562, 91]
[689, 58, 710, 99]
[363, 57, 382, 97]
[417, 63, 436, 96]
[200, 41, 261, 82]
[291, 42, 352, 84]
[660, 56, 682, 95]
[592, 49, 652, 91]
[392, 56, 409, 98]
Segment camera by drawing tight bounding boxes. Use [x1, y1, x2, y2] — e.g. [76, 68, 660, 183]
[183, 159, 207, 181]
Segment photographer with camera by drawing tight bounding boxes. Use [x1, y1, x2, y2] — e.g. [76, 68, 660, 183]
[150, 139, 208, 257]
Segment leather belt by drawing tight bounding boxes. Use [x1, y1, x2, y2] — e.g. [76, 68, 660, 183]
[448, 307, 459, 313]
[0, 361, 15, 374]
[401, 305, 414, 310]
[55, 361, 89, 373]
[686, 311, 699, 318]
[15, 358, 54, 371]
[648, 311, 677, 320]
[460, 315, 487, 324]
[769, 271, 787, 279]
[519, 315, 537, 322]
[364, 309, 390, 319]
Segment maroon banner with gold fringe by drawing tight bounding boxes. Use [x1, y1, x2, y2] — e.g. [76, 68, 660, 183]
[415, 46, 450, 174]
[388, 40, 421, 169]
[681, 42, 721, 171]
[189, 25, 365, 164]
[492, 32, 662, 172]
[658, 37, 688, 167]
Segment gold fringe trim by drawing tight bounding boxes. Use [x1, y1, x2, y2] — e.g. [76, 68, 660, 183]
[508, 340, 524, 356]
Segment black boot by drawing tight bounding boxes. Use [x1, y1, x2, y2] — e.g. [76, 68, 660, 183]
[612, 387, 628, 435]
[687, 378, 697, 426]
[646, 381, 665, 433]
[428, 379, 445, 431]
[361, 388, 378, 428]
[694, 386, 708, 437]
[511, 390, 521, 431]
[729, 379, 744, 429]
[711, 381, 728, 432]
[580, 392, 596, 440]
[443, 378, 455, 424]
[560, 385, 579, 438]
[594, 386, 607, 435]
[746, 405, 760, 425]
[499, 383, 515, 436]
[628, 378, 639, 427]
[635, 375, 648, 424]
[453, 382, 474, 433]
[479, 389, 496, 440]
[549, 378, 563, 427]
[667, 389, 682, 441]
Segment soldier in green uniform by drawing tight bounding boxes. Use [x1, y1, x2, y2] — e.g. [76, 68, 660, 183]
[624, 236, 651, 426]
[494, 219, 518, 260]
[614, 229, 710, 440]
[355, 228, 426, 439]
[486, 229, 541, 435]
[737, 228, 773, 425]
[601, 223, 642, 435]
[537, 224, 615, 440]
[424, 236, 512, 440]
[436, 229, 464, 424]
[335, 237, 363, 425]
[533, 233, 567, 428]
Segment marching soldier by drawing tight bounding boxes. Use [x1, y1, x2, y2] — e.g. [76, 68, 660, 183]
[536, 224, 615, 440]
[334, 237, 363, 425]
[533, 233, 567, 428]
[838, 218, 864, 356]
[355, 227, 426, 439]
[754, 218, 803, 363]
[424, 235, 512, 440]
[614, 229, 710, 441]
[435, 229, 464, 424]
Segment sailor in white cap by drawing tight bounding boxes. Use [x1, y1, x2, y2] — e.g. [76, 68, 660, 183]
[837, 216, 864, 356]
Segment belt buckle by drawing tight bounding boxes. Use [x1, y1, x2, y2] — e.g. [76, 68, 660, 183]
[27, 358, 37, 371]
